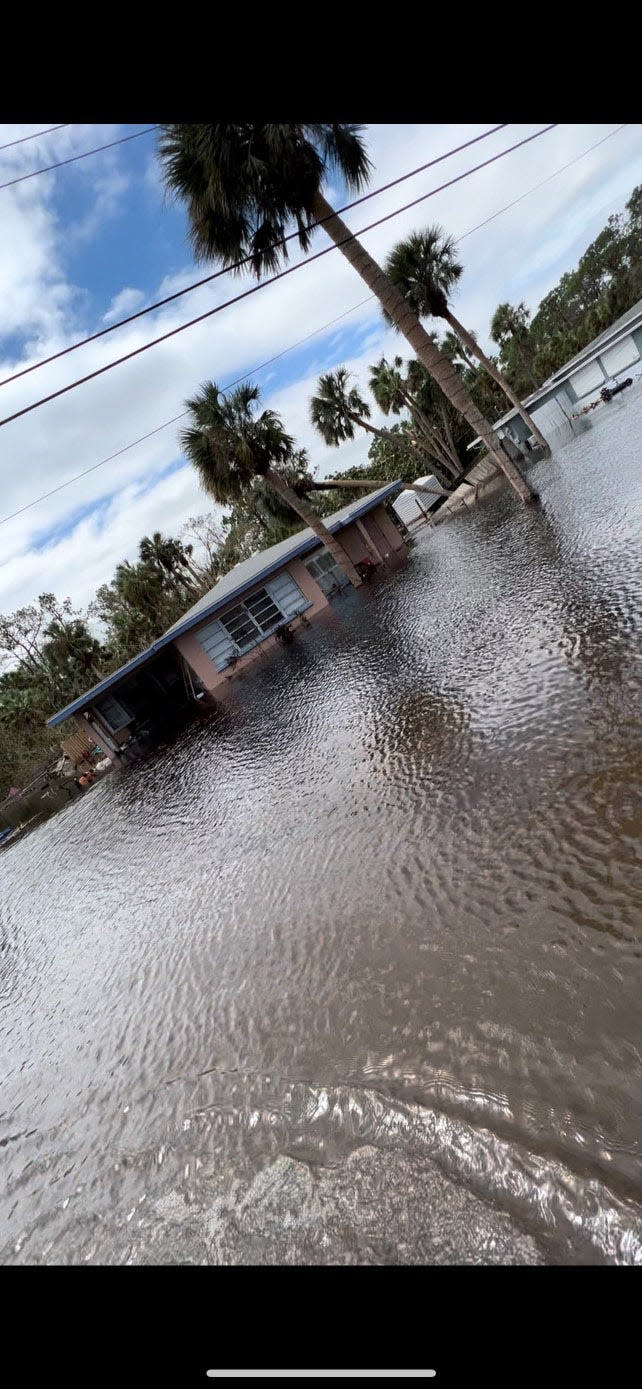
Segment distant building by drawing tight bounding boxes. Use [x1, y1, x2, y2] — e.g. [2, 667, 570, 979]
[469, 298, 642, 453]
[46, 484, 408, 762]
[392, 474, 446, 527]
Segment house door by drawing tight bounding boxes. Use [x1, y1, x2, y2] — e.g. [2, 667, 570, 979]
[363, 515, 391, 562]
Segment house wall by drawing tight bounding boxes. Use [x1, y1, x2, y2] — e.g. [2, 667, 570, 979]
[369, 503, 409, 553]
[335, 508, 407, 564]
[77, 512, 410, 716]
[564, 331, 641, 405]
[335, 523, 371, 564]
[492, 314, 642, 446]
[174, 557, 329, 693]
[78, 712, 119, 760]
[61, 723, 98, 765]
[174, 516, 408, 693]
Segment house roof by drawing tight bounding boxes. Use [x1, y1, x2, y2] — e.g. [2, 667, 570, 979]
[544, 298, 642, 382]
[46, 481, 403, 728]
[467, 298, 642, 447]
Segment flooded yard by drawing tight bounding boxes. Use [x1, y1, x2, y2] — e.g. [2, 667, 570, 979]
[1, 390, 641, 1264]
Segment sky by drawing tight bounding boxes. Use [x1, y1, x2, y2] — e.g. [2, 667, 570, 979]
[1, 120, 641, 619]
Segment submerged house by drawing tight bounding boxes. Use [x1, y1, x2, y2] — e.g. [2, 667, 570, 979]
[46, 483, 408, 761]
[468, 298, 642, 454]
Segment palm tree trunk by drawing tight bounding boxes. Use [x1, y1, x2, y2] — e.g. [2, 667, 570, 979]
[437, 400, 461, 469]
[264, 468, 362, 587]
[346, 405, 425, 461]
[406, 402, 461, 478]
[311, 192, 534, 504]
[347, 409, 433, 469]
[445, 311, 550, 455]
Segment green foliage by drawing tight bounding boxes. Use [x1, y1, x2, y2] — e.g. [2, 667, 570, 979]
[180, 381, 295, 502]
[158, 124, 372, 275]
[490, 187, 642, 391]
[310, 367, 372, 445]
[0, 595, 113, 798]
[383, 224, 463, 321]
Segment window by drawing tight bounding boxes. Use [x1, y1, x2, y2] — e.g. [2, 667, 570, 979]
[195, 574, 309, 672]
[569, 360, 605, 398]
[600, 337, 639, 376]
[306, 549, 338, 577]
[95, 694, 132, 732]
[220, 587, 283, 649]
[304, 547, 349, 595]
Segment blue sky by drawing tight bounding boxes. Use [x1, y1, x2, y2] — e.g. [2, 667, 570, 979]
[1, 121, 642, 618]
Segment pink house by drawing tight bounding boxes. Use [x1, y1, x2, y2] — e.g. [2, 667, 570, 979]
[47, 483, 408, 760]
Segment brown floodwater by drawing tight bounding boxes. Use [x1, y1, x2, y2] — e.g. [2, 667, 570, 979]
[1, 390, 641, 1265]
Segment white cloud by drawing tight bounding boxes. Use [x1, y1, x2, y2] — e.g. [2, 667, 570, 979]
[1, 121, 642, 622]
[102, 286, 145, 323]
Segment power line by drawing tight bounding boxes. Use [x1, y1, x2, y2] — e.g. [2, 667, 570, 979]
[0, 120, 625, 530]
[459, 124, 628, 241]
[0, 123, 557, 430]
[0, 298, 373, 526]
[0, 123, 70, 153]
[0, 123, 509, 391]
[0, 125, 158, 193]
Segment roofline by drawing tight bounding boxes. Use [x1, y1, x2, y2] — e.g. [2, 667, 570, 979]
[466, 309, 642, 448]
[46, 482, 403, 728]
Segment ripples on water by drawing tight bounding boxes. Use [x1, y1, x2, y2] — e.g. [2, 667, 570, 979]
[1, 393, 641, 1264]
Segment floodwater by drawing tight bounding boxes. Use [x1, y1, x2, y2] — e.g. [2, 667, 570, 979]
[1, 390, 641, 1266]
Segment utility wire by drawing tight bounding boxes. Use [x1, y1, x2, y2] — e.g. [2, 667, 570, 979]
[459, 123, 627, 240]
[0, 123, 70, 153]
[0, 125, 158, 193]
[0, 120, 625, 529]
[0, 298, 373, 526]
[0, 123, 557, 430]
[0, 123, 509, 390]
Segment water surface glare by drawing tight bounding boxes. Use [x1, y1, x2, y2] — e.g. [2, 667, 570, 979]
[1, 396, 642, 1264]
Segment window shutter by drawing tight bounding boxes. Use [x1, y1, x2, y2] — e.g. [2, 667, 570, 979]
[195, 617, 237, 672]
[570, 361, 605, 398]
[600, 336, 639, 376]
[265, 571, 307, 619]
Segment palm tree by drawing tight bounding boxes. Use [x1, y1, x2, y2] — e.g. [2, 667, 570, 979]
[384, 226, 549, 454]
[139, 532, 198, 594]
[405, 355, 474, 480]
[309, 366, 453, 495]
[310, 367, 378, 446]
[180, 381, 362, 587]
[490, 302, 539, 391]
[158, 124, 533, 502]
[441, 329, 477, 372]
[310, 366, 433, 468]
[369, 355, 462, 485]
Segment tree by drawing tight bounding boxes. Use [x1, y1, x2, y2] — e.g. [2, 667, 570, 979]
[180, 380, 363, 587]
[311, 366, 379, 445]
[158, 123, 533, 502]
[369, 355, 463, 485]
[407, 354, 477, 459]
[441, 328, 477, 372]
[0, 595, 111, 795]
[309, 365, 438, 473]
[92, 545, 192, 668]
[490, 302, 539, 392]
[384, 225, 549, 454]
[139, 532, 200, 594]
[182, 513, 226, 584]
[41, 600, 106, 687]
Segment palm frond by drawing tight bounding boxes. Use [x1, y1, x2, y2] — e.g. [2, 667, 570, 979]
[158, 124, 372, 277]
[384, 224, 463, 323]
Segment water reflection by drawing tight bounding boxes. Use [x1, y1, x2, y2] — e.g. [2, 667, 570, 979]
[1, 395, 641, 1265]
[526, 503, 635, 690]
